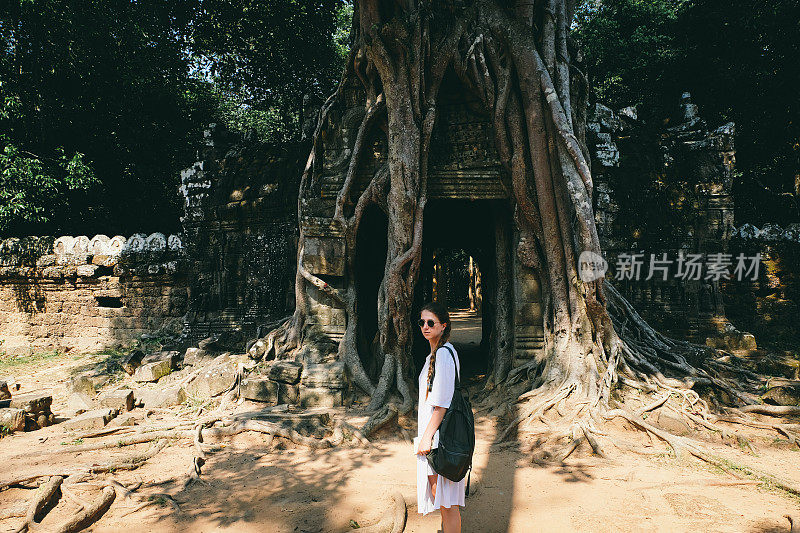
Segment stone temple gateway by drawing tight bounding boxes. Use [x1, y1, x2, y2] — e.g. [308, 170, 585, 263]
[0, 91, 748, 410]
[297, 70, 544, 382]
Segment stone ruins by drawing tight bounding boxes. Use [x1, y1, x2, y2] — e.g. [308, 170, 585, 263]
[2, 93, 798, 435]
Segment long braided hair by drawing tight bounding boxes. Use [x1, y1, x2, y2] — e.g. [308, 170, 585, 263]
[421, 301, 451, 399]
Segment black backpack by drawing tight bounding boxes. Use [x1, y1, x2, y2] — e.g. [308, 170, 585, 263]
[427, 345, 475, 491]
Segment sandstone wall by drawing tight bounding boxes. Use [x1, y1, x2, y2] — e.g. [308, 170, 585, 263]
[590, 93, 736, 340]
[0, 234, 188, 354]
[179, 126, 301, 341]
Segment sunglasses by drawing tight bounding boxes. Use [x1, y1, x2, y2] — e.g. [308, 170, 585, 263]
[418, 319, 438, 328]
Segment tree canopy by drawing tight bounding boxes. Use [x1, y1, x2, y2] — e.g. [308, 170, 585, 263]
[573, 0, 800, 226]
[0, 0, 349, 237]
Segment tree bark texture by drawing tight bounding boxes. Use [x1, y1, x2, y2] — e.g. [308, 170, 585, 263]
[271, 0, 764, 440]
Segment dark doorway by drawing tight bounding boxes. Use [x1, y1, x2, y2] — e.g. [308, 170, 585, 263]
[355, 204, 389, 381]
[414, 199, 512, 382]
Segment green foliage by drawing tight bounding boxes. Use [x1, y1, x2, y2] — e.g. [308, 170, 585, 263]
[574, 0, 800, 226]
[189, 0, 348, 143]
[0, 0, 349, 236]
[0, 349, 61, 372]
[676, 0, 800, 225]
[574, 0, 687, 112]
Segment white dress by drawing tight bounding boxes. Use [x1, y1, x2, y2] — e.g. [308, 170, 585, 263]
[416, 342, 466, 515]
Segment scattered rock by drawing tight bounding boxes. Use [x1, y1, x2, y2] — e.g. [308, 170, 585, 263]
[0, 408, 25, 433]
[301, 362, 346, 389]
[248, 339, 267, 360]
[278, 383, 300, 405]
[185, 361, 239, 399]
[68, 371, 110, 396]
[269, 361, 303, 384]
[133, 360, 172, 383]
[108, 413, 137, 427]
[9, 393, 54, 431]
[705, 330, 757, 351]
[0, 381, 10, 401]
[299, 387, 343, 409]
[240, 378, 279, 403]
[762, 383, 800, 406]
[121, 350, 144, 375]
[136, 385, 186, 408]
[66, 392, 95, 416]
[68, 375, 98, 397]
[10, 393, 52, 414]
[184, 347, 214, 366]
[142, 350, 181, 370]
[98, 389, 134, 412]
[63, 409, 116, 431]
[197, 336, 220, 351]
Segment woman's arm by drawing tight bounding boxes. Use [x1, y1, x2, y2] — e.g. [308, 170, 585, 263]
[417, 406, 446, 455]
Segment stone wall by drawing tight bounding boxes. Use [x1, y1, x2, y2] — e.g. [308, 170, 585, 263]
[180, 126, 301, 342]
[590, 93, 736, 339]
[0, 234, 188, 354]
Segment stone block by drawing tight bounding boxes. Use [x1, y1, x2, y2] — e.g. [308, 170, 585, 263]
[36, 254, 57, 267]
[62, 409, 115, 431]
[186, 361, 238, 399]
[98, 389, 134, 411]
[136, 385, 186, 408]
[269, 361, 303, 384]
[66, 392, 95, 416]
[197, 336, 220, 351]
[68, 371, 110, 395]
[121, 350, 144, 375]
[301, 362, 346, 389]
[299, 387, 342, 409]
[142, 350, 181, 369]
[76, 264, 99, 277]
[10, 393, 52, 414]
[133, 360, 172, 382]
[183, 347, 214, 366]
[0, 381, 10, 401]
[278, 383, 300, 405]
[92, 254, 118, 267]
[68, 374, 97, 397]
[248, 339, 267, 360]
[0, 408, 25, 432]
[295, 342, 336, 364]
[762, 384, 800, 406]
[240, 378, 279, 403]
[705, 330, 757, 351]
[302, 236, 345, 276]
[108, 413, 137, 427]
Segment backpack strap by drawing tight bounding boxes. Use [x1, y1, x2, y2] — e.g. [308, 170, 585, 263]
[442, 345, 460, 389]
[427, 344, 460, 395]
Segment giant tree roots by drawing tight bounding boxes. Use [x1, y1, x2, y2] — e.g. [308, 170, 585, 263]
[0, 406, 371, 532]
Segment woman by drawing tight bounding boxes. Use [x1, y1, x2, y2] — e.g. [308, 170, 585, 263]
[416, 301, 463, 533]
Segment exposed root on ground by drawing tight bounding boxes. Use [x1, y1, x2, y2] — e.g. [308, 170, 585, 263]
[348, 491, 407, 533]
[13, 475, 63, 533]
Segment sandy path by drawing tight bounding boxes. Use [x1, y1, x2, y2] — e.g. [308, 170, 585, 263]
[1, 333, 799, 532]
[1, 404, 797, 533]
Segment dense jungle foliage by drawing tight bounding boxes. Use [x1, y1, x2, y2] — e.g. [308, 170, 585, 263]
[0, 0, 796, 236]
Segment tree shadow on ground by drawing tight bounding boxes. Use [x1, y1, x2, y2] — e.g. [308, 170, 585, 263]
[136, 421, 395, 532]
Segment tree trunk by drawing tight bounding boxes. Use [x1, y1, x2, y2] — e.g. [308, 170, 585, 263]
[272, 0, 769, 444]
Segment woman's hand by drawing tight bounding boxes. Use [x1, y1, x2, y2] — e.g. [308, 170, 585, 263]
[417, 436, 433, 455]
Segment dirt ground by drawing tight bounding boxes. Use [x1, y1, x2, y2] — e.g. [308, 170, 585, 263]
[1, 315, 799, 532]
